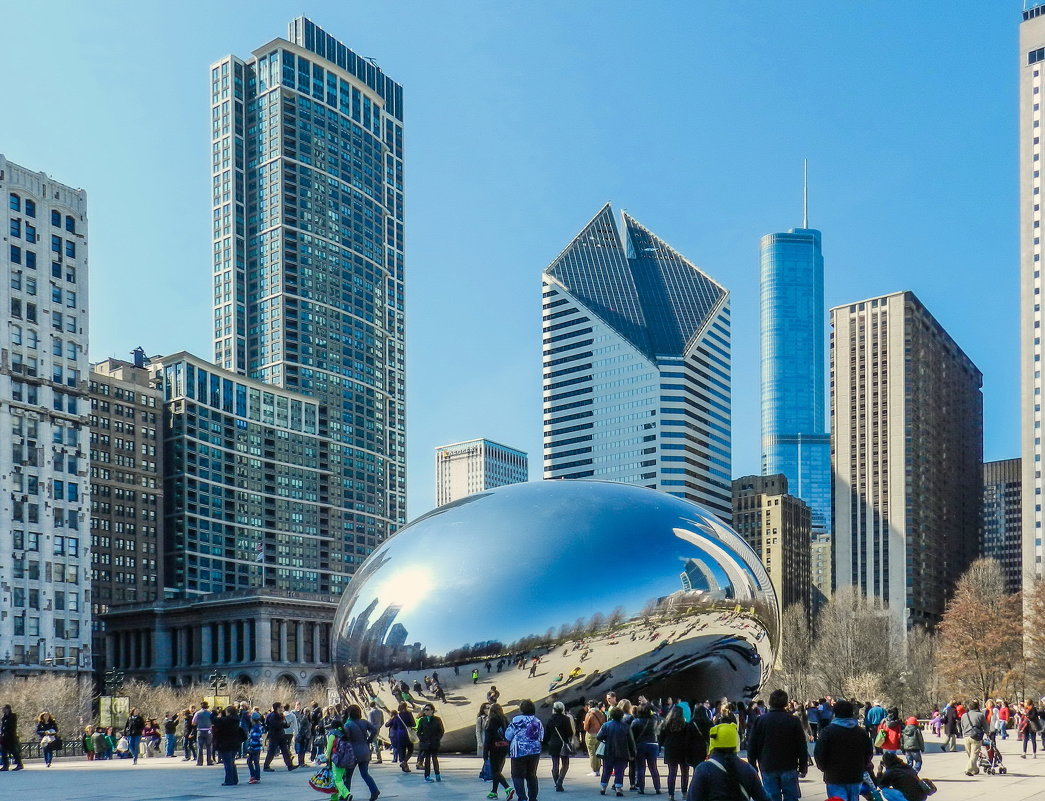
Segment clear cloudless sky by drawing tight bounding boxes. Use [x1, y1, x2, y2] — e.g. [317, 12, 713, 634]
[0, 0, 1022, 519]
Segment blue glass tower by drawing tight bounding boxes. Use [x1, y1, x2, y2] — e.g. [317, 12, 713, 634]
[759, 222, 830, 537]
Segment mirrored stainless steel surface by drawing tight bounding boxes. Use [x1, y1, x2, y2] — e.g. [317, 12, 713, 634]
[333, 480, 778, 751]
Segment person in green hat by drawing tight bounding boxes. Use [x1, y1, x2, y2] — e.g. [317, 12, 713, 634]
[685, 722, 768, 801]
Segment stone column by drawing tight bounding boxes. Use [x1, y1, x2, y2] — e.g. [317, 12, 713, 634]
[105, 630, 115, 670]
[278, 619, 287, 664]
[200, 623, 213, 667]
[256, 617, 272, 663]
[296, 621, 305, 664]
[312, 622, 320, 663]
[217, 621, 227, 664]
[153, 617, 172, 683]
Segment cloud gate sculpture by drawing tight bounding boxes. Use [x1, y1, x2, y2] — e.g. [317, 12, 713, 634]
[332, 480, 778, 751]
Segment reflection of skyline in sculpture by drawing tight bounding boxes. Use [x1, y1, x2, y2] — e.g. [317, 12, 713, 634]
[331, 480, 778, 750]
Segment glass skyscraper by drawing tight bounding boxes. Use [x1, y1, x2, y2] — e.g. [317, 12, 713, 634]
[759, 226, 830, 537]
[542, 205, 732, 521]
[211, 18, 406, 595]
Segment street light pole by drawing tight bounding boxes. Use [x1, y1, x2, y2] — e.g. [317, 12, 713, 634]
[105, 667, 124, 729]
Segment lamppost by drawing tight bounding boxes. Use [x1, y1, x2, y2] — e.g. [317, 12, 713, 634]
[105, 668, 124, 729]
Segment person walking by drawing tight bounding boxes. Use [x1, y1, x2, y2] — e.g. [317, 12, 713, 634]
[996, 701, 1011, 740]
[416, 702, 445, 782]
[124, 707, 145, 765]
[1019, 701, 1040, 758]
[387, 702, 415, 770]
[864, 702, 886, 752]
[597, 706, 636, 797]
[484, 703, 512, 800]
[214, 704, 247, 786]
[941, 702, 959, 753]
[746, 689, 808, 801]
[263, 702, 296, 772]
[960, 700, 987, 776]
[296, 703, 314, 768]
[192, 702, 215, 766]
[544, 701, 575, 792]
[245, 712, 264, 784]
[812, 700, 873, 801]
[583, 700, 608, 775]
[0, 705, 23, 771]
[658, 705, 705, 801]
[335, 705, 381, 801]
[506, 699, 544, 801]
[901, 717, 925, 772]
[477, 703, 491, 758]
[182, 707, 197, 762]
[685, 722, 768, 801]
[36, 711, 60, 768]
[630, 703, 662, 794]
[368, 701, 385, 764]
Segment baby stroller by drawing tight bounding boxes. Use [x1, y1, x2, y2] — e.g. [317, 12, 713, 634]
[978, 732, 1007, 775]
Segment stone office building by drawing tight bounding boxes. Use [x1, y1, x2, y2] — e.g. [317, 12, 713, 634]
[88, 352, 164, 678]
[101, 587, 336, 689]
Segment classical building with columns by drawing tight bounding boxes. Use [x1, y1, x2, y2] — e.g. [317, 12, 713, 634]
[101, 588, 337, 689]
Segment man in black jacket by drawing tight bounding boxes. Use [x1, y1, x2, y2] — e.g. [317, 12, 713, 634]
[262, 702, 297, 772]
[813, 699, 872, 801]
[214, 705, 248, 786]
[747, 690, 808, 801]
[0, 705, 24, 770]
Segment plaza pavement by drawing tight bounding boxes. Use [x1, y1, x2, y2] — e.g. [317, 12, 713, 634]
[3, 732, 1044, 801]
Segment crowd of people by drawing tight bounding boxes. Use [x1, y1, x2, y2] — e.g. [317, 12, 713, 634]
[2, 687, 1045, 801]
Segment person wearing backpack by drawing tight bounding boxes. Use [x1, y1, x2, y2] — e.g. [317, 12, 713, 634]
[960, 701, 987, 776]
[630, 703, 662, 794]
[416, 702, 445, 782]
[326, 710, 380, 801]
[506, 699, 545, 801]
[686, 722, 768, 801]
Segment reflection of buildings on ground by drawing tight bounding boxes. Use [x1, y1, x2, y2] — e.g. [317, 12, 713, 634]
[336, 602, 772, 752]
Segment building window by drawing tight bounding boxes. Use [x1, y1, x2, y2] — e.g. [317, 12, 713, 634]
[65, 215, 75, 234]
[24, 198, 35, 217]
[51, 209, 60, 226]
[9, 192, 20, 211]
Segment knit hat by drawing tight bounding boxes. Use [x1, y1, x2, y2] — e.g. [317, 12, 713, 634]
[708, 722, 739, 752]
[906, 716, 918, 726]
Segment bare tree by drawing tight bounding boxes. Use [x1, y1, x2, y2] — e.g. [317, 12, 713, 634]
[809, 587, 893, 697]
[774, 603, 813, 701]
[937, 558, 1022, 701]
[1025, 577, 1045, 693]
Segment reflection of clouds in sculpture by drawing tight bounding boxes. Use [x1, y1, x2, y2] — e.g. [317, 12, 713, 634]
[332, 480, 778, 750]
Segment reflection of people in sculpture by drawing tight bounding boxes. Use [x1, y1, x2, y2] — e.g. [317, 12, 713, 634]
[567, 667, 583, 683]
[472, 669, 480, 685]
[487, 686, 500, 705]
[528, 657, 539, 678]
[548, 673, 565, 692]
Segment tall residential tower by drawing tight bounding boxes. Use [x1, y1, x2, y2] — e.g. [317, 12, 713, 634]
[831, 292, 982, 631]
[1020, 4, 1045, 587]
[1, 156, 92, 673]
[759, 175, 829, 540]
[542, 205, 732, 521]
[211, 18, 406, 593]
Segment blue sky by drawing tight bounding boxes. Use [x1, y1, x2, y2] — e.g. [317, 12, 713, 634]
[0, 0, 1020, 518]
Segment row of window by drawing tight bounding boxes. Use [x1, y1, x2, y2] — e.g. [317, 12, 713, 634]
[9, 193, 77, 232]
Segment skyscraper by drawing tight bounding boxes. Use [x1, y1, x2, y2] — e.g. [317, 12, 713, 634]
[731, 474, 811, 617]
[212, 18, 406, 593]
[982, 458, 1022, 594]
[1020, 4, 1045, 587]
[1, 155, 92, 673]
[831, 291, 983, 631]
[759, 183, 830, 539]
[435, 438, 528, 506]
[541, 204, 732, 521]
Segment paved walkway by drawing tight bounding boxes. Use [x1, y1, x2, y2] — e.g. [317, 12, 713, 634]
[1, 734, 1043, 800]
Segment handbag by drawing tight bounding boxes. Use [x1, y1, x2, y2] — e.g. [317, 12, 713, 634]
[559, 728, 576, 756]
[480, 758, 492, 781]
[309, 766, 338, 794]
[397, 714, 419, 745]
[919, 778, 938, 796]
[873, 727, 887, 748]
[595, 741, 606, 757]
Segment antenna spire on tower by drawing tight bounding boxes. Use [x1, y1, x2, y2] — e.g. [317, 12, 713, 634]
[803, 159, 809, 229]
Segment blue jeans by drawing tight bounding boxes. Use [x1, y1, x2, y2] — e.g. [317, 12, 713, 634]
[165, 734, 176, 757]
[247, 751, 260, 780]
[220, 750, 239, 785]
[905, 750, 922, 772]
[126, 735, 142, 764]
[348, 761, 380, 797]
[826, 783, 862, 801]
[761, 769, 800, 801]
[881, 790, 907, 801]
[42, 743, 56, 766]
